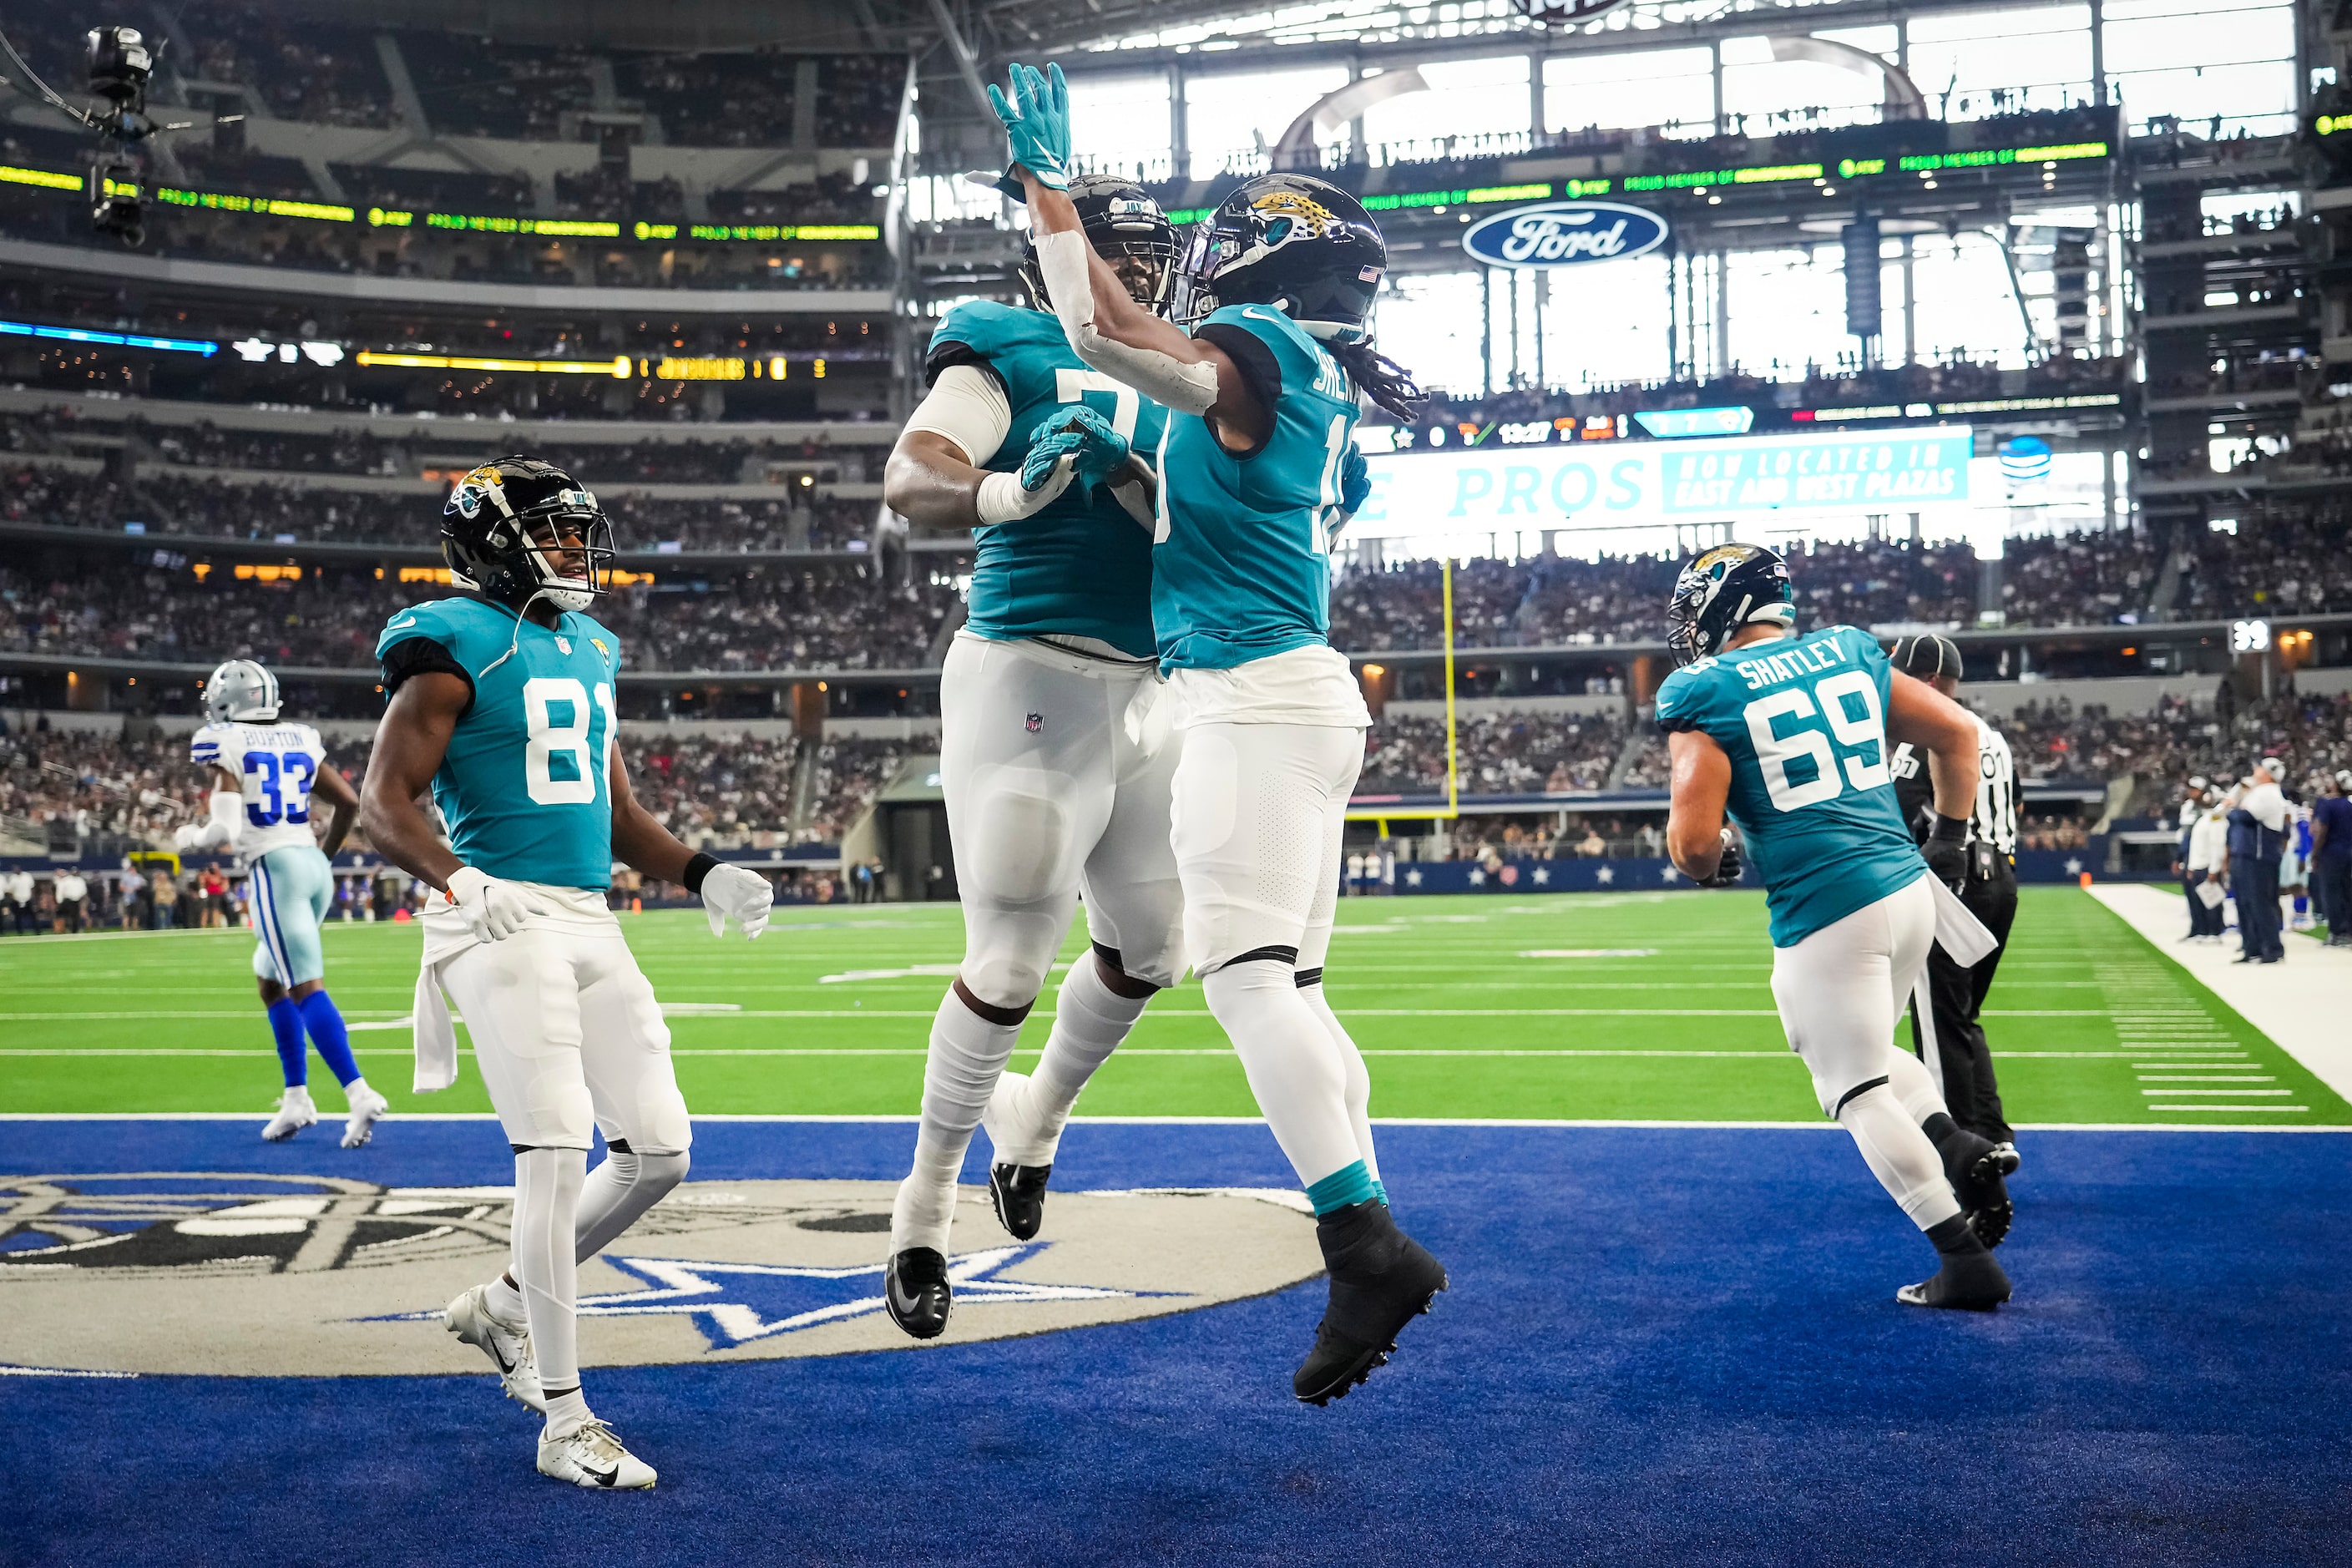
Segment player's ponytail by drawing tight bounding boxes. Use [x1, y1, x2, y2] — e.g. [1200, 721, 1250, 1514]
[1331, 339, 1428, 422]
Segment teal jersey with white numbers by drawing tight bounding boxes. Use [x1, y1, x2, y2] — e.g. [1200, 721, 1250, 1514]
[1652, 625, 1924, 947]
[1152, 303, 1358, 672]
[373, 597, 620, 890]
[926, 301, 1164, 657]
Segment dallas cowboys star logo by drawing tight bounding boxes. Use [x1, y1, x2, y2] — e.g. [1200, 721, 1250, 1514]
[579, 1244, 1143, 1348]
[1595, 866, 1615, 884]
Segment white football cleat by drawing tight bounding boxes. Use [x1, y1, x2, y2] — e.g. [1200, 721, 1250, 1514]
[444, 1283, 544, 1412]
[341, 1081, 389, 1148]
[538, 1419, 657, 1490]
[262, 1087, 317, 1142]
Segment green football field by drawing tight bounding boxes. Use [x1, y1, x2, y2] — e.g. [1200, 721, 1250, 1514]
[2, 888, 2342, 1125]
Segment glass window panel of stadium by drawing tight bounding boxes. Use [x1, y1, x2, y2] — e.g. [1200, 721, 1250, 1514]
[1024, 0, 2297, 564]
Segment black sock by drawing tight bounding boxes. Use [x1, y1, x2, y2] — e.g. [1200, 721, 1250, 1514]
[1926, 1213, 1986, 1257]
[1920, 1111, 1961, 1152]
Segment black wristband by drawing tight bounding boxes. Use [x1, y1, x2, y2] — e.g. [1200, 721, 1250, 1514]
[1927, 812, 1970, 842]
[681, 852, 720, 894]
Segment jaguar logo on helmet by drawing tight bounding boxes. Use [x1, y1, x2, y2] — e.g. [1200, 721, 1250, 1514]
[1666, 542, 1795, 666]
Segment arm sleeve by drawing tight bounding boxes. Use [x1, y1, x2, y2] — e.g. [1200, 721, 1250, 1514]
[381, 635, 476, 718]
[1035, 230, 1220, 416]
[900, 363, 1014, 468]
[192, 788, 244, 851]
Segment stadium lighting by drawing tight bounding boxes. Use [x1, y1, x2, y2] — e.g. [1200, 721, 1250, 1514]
[354, 352, 634, 377]
[0, 318, 215, 355]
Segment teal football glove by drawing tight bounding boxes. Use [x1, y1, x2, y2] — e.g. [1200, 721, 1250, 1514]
[986, 60, 1073, 195]
[1338, 442, 1370, 517]
[1025, 404, 1130, 495]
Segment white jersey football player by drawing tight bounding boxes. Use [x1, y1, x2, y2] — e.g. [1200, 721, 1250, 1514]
[174, 660, 383, 1146]
[877, 175, 1188, 1338]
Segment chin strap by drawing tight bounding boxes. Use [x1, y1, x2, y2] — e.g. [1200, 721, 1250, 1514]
[473, 588, 555, 680]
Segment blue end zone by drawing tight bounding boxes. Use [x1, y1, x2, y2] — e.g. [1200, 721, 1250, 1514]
[5, 1119, 2349, 1565]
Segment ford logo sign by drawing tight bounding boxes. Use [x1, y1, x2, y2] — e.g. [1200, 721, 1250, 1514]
[1461, 200, 1670, 269]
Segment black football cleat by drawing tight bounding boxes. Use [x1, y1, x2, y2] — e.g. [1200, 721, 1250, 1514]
[1293, 1200, 1449, 1406]
[987, 1162, 1051, 1242]
[884, 1247, 951, 1339]
[1896, 1247, 2012, 1311]
[1930, 1121, 2017, 1249]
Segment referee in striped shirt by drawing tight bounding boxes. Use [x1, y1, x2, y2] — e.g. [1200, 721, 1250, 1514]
[1888, 635, 2021, 1174]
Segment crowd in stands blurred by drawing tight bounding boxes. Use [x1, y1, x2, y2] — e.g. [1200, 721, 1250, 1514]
[0, 720, 883, 857]
[3, 408, 873, 489]
[0, 560, 950, 671]
[1358, 710, 1630, 796]
[4, 3, 900, 149]
[3, 467, 880, 552]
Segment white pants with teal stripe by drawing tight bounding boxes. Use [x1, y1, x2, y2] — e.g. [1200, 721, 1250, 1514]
[248, 845, 331, 988]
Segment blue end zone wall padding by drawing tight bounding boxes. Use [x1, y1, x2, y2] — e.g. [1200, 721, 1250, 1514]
[4, 1119, 2348, 1566]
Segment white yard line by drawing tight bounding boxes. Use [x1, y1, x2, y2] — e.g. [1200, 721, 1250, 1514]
[2088, 883, 2352, 1105]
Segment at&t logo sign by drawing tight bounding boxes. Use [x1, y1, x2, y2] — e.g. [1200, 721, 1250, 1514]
[1461, 200, 1670, 268]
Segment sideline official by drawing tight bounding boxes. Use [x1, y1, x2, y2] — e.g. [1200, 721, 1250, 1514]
[2227, 758, 2289, 964]
[1888, 635, 2018, 1161]
[2184, 785, 2230, 942]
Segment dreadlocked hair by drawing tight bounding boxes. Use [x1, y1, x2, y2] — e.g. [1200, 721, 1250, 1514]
[1330, 339, 1428, 421]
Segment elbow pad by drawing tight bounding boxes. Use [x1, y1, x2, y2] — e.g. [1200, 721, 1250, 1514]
[1036, 230, 1219, 417]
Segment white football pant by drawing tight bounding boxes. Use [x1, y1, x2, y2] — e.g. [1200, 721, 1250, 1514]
[1177, 721, 1378, 1196]
[1769, 876, 1961, 1230]
[893, 635, 1184, 1255]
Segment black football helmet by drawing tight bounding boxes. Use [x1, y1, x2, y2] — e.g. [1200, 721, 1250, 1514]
[1168, 173, 1387, 343]
[1665, 544, 1797, 666]
[1019, 174, 1180, 314]
[441, 456, 614, 614]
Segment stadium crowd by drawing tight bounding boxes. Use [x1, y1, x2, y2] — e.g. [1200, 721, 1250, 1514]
[0, 563, 950, 672]
[3, 466, 880, 553]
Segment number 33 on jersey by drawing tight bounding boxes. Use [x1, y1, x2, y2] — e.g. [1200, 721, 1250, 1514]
[1654, 625, 1925, 948]
[374, 598, 622, 889]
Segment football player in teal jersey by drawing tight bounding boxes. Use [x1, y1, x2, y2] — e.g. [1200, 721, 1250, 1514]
[877, 175, 1191, 1340]
[359, 458, 776, 1490]
[994, 61, 1447, 1405]
[1654, 544, 2018, 1310]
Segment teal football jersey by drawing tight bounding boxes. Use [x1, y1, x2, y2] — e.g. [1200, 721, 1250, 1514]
[1151, 303, 1358, 671]
[926, 301, 1163, 657]
[1652, 625, 1925, 947]
[374, 597, 620, 890]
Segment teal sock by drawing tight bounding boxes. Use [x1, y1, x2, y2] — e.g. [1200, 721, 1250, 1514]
[1304, 1160, 1379, 1216]
[1371, 1180, 1388, 1207]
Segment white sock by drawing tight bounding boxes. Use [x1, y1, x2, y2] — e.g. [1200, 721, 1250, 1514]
[575, 1146, 690, 1262]
[891, 987, 1023, 1255]
[1300, 982, 1379, 1183]
[512, 1147, 587, 1399]
[1004, 959, 1150, 1163]
[1200, 960, 1358, 1191]
[483, 1272, 525, 1323]
[1836, 1085, 1962, 1229]
[543, 1387, 590, 1441]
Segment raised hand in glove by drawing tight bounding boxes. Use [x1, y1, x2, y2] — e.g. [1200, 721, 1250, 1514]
[979, 404, 1129, 525]
[1696, 827, 1744, 888]
[1921, 813, 1970, 888]
[986, 61, 1073, 197]
[698, 860, 775, 940]
[440, 865, 548, 943]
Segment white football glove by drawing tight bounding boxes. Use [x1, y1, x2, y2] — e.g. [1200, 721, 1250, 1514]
[700, 861, 775, 940]
[171, 822, 204, 852]
[440, 865, 548, 943]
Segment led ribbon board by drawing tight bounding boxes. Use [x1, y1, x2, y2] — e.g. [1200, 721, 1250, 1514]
[0, 319, 216, 355]
[1350, 427, 1974, 538]
[0, 164, 878, 243]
